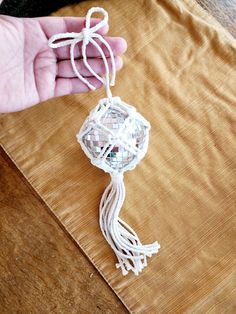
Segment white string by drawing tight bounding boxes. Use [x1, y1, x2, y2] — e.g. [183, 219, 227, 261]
[77, 96, 161, 275]
[49, 6, 160, 276]
[48, 7, 116, 99]
[99, 173, 160, 276]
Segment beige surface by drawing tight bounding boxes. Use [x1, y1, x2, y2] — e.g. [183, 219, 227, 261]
[1, 0, 236, 312]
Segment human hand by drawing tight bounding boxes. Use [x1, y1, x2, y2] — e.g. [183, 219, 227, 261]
[0, 15, 127, 113]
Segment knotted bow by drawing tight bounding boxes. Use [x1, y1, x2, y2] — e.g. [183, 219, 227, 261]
[48, 7, 116, 98]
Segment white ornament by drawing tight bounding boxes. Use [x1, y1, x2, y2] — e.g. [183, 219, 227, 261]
[77, 96, 150, 174]
[49, 7, 160, 276]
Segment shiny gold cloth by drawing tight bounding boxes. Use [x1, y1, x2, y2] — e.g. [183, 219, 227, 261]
[1, 0, 236, 312]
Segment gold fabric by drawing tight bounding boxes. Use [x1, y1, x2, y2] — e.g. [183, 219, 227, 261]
[1, 0, 236, 312]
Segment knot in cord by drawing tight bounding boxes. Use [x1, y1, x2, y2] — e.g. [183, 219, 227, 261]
[81, 28, 91, 45]
[48, 7, 116, 98]
[111, 172, 124, 184]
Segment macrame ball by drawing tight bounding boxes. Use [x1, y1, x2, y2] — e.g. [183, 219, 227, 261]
[76, 97, 150, 174]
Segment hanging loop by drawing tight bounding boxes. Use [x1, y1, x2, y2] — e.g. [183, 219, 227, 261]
[48, 7, 116, 98]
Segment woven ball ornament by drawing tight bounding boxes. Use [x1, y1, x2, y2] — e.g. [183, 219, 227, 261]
[49, 7, 160, 276]
[77, 96, 150, 174]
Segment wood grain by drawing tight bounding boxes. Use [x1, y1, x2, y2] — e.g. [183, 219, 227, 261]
[197, 0, 236, 37]
[0, 148, 128, 314]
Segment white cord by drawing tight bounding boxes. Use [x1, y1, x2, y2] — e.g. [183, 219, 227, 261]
[49, 7, 160, 276]
[77, 96, 161, 276]
[48, 7, 116, 99]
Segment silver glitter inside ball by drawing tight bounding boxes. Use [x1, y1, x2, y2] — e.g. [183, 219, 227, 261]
[78, 98, 150, 173]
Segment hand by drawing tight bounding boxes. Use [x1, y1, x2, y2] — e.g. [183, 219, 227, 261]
[0, 15, 127, 113]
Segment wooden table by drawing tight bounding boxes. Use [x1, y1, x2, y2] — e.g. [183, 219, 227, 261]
[0, 2, 235, 313]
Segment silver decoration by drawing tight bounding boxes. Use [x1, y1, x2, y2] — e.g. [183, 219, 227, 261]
[82, 106, 147, 171]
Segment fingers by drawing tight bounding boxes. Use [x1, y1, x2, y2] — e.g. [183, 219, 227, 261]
[38, 16, 109, 39]
[54, 77, 103, 97]
[55, 37, 127, 60]
[57, 56, 123, 78]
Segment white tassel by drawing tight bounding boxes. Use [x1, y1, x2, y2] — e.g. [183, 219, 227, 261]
[99, 173, 160, 276]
